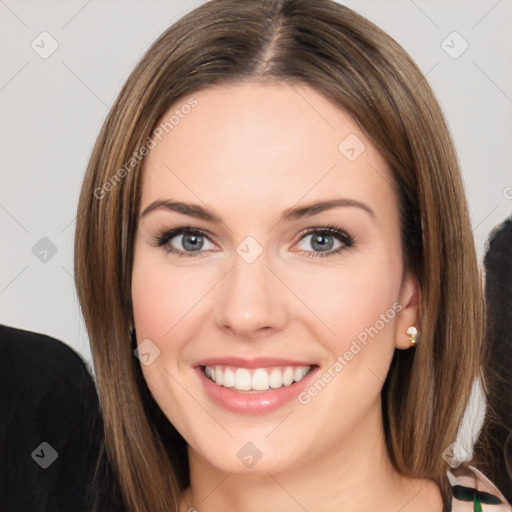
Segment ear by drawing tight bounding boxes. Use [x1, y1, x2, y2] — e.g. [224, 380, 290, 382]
[395, 270, 420, 350]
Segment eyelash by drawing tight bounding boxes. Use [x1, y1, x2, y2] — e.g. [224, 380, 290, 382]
[150, 224, 355, 259]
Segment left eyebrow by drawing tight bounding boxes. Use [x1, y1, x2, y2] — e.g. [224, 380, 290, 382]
[139, 197, 375, 223]
[281, 198, 375, 222]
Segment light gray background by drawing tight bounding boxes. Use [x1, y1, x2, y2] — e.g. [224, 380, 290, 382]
[1, 0, 511, 453]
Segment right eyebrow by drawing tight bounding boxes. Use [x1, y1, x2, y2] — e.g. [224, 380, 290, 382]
[139, 199, 222, 222]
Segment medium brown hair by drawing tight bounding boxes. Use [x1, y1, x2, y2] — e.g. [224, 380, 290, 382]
[74, 0, 484, 509]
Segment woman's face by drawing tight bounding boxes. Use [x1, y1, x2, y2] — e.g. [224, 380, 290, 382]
[131, 81, 419, 475]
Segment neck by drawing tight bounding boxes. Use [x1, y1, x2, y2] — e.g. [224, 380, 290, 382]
[179, 400, 443, 512]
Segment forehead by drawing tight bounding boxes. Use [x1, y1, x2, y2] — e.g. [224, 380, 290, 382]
[140, 81, 396, 222]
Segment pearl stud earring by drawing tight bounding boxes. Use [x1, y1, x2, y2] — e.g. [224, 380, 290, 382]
[406, 326, 418, 345]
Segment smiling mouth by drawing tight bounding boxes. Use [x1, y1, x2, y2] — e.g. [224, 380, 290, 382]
[201, 364, 315, 393]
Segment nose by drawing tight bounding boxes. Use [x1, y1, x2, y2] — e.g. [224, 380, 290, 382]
[213, 247, 288, 340]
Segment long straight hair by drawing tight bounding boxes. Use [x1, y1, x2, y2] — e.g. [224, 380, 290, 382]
[74, 1, 484, 509]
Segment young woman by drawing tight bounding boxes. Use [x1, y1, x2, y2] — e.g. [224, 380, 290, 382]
[74, 0, 511, 510]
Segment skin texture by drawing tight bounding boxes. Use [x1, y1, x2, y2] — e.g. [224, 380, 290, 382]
[131, 81, 443, 511]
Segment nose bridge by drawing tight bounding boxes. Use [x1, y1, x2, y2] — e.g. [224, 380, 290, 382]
[213, 239, 287, 336]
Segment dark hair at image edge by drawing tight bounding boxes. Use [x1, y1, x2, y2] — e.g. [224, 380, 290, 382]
[473, 217, 512, 503]
[74, 0, 484, 510]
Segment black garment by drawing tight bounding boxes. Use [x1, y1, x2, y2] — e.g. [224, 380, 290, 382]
[0, 325, 104, 512]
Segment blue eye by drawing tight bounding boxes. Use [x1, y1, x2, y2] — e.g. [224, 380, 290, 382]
[151, 224, 354, 258]
[296, 226, 354, 258]
[152, 227, 214, 257]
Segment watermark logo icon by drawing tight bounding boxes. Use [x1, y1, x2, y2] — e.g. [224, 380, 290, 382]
[236, 442, 262, 468]
[236, 236, 263, 264]
[441, 31, 469, 59]
[338, 134, 366, 162]
[32, 237, 58, 263]
[31, 31, 59, 59]
[134, 338, 161, 366]
[31, 442, 58, 469]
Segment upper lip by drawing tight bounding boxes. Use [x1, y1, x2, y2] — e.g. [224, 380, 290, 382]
[194, 357, 315, 369]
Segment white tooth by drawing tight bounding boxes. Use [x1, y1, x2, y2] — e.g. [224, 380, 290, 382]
[294, 366, 309, 382]
[252, 369, 269, 390]
[234, 368, 252, 391]
[269, 368, 283, 388]
[283, 367, 294, 386]
[293, 366, 311, 382]
[215, 366, 224, 386]
[205, 366, 213, 380]
[223, 368, 235, 388]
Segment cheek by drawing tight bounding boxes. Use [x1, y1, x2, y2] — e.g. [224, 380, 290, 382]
[130, 257, 191, 401]
[131, 255, 170, 336]
[131, 256, 199, 436]
[336, 276, 398, 342]
[291, 264, 401, 437]
[131, 256, 204, 342]
[292, 256, 402, 420]
[287, 253, 402, 355]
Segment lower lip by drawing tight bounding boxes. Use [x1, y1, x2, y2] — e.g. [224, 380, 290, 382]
[196, 366, 318, 415]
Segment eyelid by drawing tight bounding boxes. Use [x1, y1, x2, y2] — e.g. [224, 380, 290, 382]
[150, 223, 355, 258]
[149, 226, 217, 255]
[297, 225, 354, 247]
